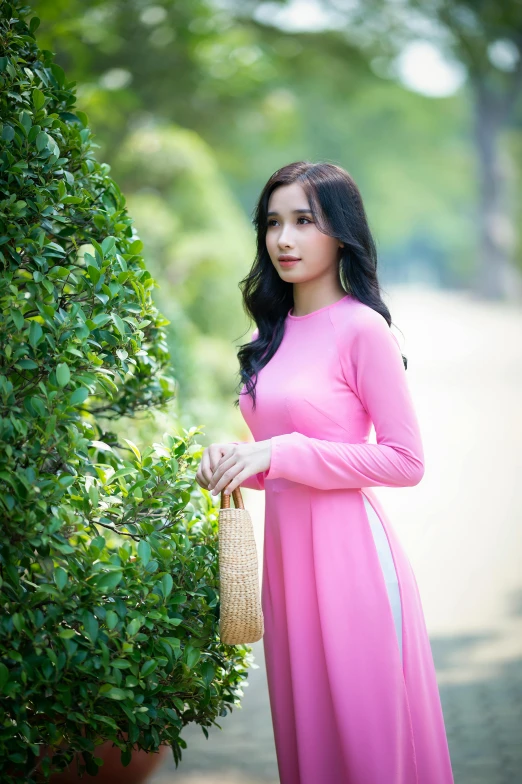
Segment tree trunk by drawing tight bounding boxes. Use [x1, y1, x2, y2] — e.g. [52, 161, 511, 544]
[473, 82, 520, 300]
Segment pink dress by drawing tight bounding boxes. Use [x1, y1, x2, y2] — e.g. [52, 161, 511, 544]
[236, 293, 454, 784]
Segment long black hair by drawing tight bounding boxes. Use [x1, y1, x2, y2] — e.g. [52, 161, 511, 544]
[235, 161, 407, 411]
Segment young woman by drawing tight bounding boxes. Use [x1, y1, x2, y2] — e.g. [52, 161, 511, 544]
[196, 161, 454, 784]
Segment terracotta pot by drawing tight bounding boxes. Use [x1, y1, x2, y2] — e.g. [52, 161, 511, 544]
[37, 736, 170, 784]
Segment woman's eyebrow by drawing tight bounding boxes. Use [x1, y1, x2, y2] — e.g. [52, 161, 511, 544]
[267, 208, 312, 216]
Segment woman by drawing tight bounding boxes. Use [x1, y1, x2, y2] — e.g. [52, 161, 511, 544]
[196, 161, 454, 784]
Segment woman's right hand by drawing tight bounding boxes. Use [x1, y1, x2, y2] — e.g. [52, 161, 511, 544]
[195, 443, 231, 492]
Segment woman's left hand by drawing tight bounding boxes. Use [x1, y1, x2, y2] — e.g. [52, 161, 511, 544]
[208, 440, 272, 497]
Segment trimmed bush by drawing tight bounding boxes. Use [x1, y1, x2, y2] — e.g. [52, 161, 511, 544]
[0, 3, 251, 781]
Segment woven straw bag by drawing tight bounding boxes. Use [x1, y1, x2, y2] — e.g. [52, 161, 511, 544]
[218, 486, 264, 644]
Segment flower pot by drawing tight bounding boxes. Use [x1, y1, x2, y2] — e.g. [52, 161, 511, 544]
[35, 736, 170, 784]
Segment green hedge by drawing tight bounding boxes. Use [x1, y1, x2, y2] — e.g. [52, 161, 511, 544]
[0, 2, 250, 781]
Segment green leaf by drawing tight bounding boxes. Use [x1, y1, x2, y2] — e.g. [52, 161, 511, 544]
[162, 573, 173, 600]
[184, 646, 200, 669]
[111, 313, 126, 337]
[0, 663, 9, 692]
[28, 321, 43, 347]
[50, 62, 66, 88]
[69, 387, 89, 405]
[105, 611, 118, 631]
[59, 629, 76, 639]
[121, 438, 141, 462]
[17, 359, 38, 370]
[53, 541, 75, 554]
[54, 567, 67, 591]
[91, 238, 104, 260]
[10, 309, 24, 330]
[126, 618, 141, 637]
[101, 236, 116, 254]
[2, 125, 14, 142]
[29, 396, 46, 417]
[87, 265, 100, 284]
[12, 613, 24, 633]
[76, 110, 88, 127]
[20, 112, 32, 134]
[90, 440, 114, 453]
[129, 239, 143, 254]
[92, 313, 111, 327]
[164, 708, 181, 725]
[104, 687, 128, 701]
[35, 584, 61, 599]
[28, 124, 41, 143]
[201, 660, 215, 686]
[106, 467, 138, 483]
[161, 637, 181, 650]
[137, 540, 151, 566]
[140, 659, 157, 678]
[56, 362, 70, 387]
[32, 88, 45, 110]
[95, 572, 123, 592]
[84, 613, 99, 644]
[90, 536, 106, 551]
[36, 131, 49, 151]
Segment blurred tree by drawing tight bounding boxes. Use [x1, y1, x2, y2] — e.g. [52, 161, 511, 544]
[111, 121, 257, 437]
[230, 21, 475, 287]
[31, 0, 477, 292]
[30, 0, 276, 162]
[264, 0, 522, 298]
[426, 0, 522, 298]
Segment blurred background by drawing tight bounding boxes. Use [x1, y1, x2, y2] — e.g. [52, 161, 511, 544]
[30, 0, 522, 781]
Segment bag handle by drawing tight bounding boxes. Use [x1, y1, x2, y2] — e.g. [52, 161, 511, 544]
[220, 487, 244, 510]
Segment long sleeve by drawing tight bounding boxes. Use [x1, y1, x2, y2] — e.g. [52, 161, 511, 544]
[265, 311, 425, 490]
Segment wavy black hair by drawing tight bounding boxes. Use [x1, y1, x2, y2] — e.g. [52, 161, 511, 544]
[235, 161, 407, 411]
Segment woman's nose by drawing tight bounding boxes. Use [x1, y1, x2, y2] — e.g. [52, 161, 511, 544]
[278, 227, 295, 247]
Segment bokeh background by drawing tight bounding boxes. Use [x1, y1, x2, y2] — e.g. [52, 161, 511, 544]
[30, 1, 522, 782]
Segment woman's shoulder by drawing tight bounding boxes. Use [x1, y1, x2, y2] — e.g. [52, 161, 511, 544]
[331, 296, 401, 352]
[331, 295, 386, 335]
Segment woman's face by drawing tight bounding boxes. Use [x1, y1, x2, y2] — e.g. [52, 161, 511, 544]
[265, 182, 342, 283]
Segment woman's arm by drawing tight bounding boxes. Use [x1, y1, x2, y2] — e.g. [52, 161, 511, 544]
[265, 310, 424, 490]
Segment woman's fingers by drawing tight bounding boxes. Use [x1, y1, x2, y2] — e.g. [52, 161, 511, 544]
[209, 455, 245, 495]
[211, 467, 249, 497]
[196, 445, 222, 489]
[209, 465, 235, 495]
[196, 443, 242, 493]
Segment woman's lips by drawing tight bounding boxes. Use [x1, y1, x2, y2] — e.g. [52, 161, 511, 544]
[279, 259, 301, 267]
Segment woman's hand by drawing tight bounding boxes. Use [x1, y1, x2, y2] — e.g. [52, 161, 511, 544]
[195, 440, 272, 497]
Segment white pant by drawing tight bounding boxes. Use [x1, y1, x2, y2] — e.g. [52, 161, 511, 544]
[363, 495, 403, 664]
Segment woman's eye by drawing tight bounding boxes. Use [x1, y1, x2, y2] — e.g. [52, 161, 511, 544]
[267, 217, 312, 226]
